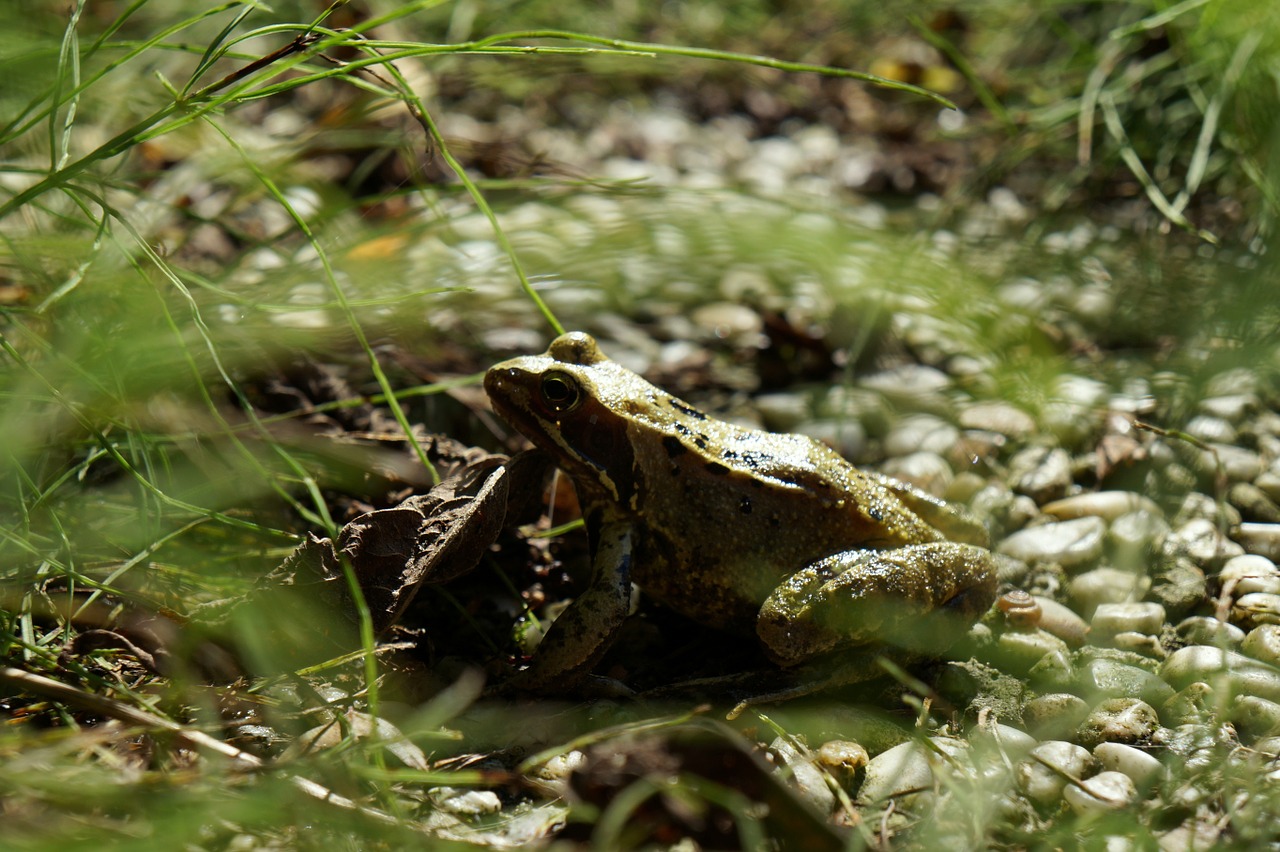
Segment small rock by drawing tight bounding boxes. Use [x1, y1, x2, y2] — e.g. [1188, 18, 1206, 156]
[690, 301, 763, 341]
[861, 364, 952, 397]
[1237, 523, 1280, 561]
[1091, 602, 1167, 638]
[958, 401, 1036, 439]
[882, 414, 961, 457]
[1184, 415, 1237, 445]
[1093, 742, 1163, 787]
[1077, 698, 1160, 747]
[1173, 492, 1240, 527]
[1150, 557, 1207, 616]
[429, 787, 503, 816]
[1228, 482, 1280, 524]
[1108, 510, 1170, 571]
[1161, 645, 1280, 703]
[878, 451, 953, 494]
[1042, 491, 1161, 522]
[1175, 616, 1244, 647]
[754, 392, 812, 432]
[1036, 597, 1091, 647]
[1024, 694, 1090, 741]
[770, 737, 835, 814]
[858, 738, 966, 804]
[969, 722, 1037, 758]
[994, 629, 1072, 672]
[1220, 554, 1280, 594]
[1015, 740, 1093, 804]
[1242, 625, 1280, 667]
[1064, 770, 1137, 813]
[1009, 447, 1073, 504]
[795, 418, 867, 461]
[1231, 695, 1280, 738]
[997, 517, 1106, 568]
[1199, 393, 1257, 422]
[1164, 518, 1244, 568]
[1232, 593, 1280, 629]
[1080, 658, 1175, 707]
[1194, 444, 1263, 483]
[1162, 682, 1217, 725]
[1070, 568, 1152, 617]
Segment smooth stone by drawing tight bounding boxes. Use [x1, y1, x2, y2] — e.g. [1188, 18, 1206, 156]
[858, 737, 966, 804]
[1110, 632, 1167, 659]
[1091, 602, 1166, 637]
[861, 364, 952, 397]
[1064, 770, 1137, 813]
[429, 787, 503, 815]
[1070, 568, 1152, 616]
[1198, 393, 1257, 422]
[995, 629, 1072, 672]
[1043, 491, 1161, 522]
[1173, 492, 1236, 525]
[1164, 518, 1244, 568]
[1194, 443, 1263, 483]
[1109, 511, 1170, 568]
[1015, 740, 1093, 804]
[1237, 523, 1280, 561]
[881, 414, 961, 458]
[969, 722, 1038, 758]
[754, 392, 812, 432]
[769, 737, 835, 814]
[1077, 698, 1160, 747]
[1232, 592, 1280, 628]
[1231, 695, 1280, 738]
[1024, 694, 1090, 741]
[1175, 616, 1244, 647]
[1162, 682, 1217, 726]
[1150, 558, 1207, 616]
[1160, 645, 1280, 702]
[1228, 482, 1280, 524]
[795, 418, 867, 461]
[1093, 742, 1163, 787]
[1184, 415, 1237, 445]
[1080, 659, 1176, 707]
[878, 451, 954, 495]
[1009, 446, 1072, 504]
[1257, 470, 1280, 504]
[1036, 597, 1090, 647]
[690, 301, 763, 339]
[958, 401, 1036, 439]
[997, 516, 1106, 568]
[1242, 624, 1280, 667]
[1219, 554, 1280, 594]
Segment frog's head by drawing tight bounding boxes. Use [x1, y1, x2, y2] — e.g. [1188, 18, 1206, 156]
[485, 332, 641, 505]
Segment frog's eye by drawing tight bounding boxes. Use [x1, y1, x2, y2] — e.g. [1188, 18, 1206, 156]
[539, 370, 581, 413]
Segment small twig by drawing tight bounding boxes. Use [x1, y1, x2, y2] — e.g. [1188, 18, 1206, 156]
[0, 666, 405, 827]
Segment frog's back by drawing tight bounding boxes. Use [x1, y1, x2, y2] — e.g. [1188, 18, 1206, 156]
[626, 415, 942, 631]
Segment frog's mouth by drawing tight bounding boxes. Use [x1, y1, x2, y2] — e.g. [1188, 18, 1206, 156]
[484, 367, 542, 435]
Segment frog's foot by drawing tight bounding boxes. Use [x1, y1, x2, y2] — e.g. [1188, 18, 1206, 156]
[757, 542, 997, 667]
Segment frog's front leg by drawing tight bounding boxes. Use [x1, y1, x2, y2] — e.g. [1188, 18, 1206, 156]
[513, 517, 635, 691]
[756, 543, 996, 667]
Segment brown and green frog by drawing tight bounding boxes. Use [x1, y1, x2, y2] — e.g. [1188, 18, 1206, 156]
[485, 332, 997, 691]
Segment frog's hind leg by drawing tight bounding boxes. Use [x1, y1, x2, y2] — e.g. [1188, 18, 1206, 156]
[756, 542, 997, 667]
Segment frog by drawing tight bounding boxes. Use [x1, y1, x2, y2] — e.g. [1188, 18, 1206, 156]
[484, 332, 997, 692]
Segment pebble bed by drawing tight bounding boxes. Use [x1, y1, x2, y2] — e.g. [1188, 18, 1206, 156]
[225, 102, 1278, 844]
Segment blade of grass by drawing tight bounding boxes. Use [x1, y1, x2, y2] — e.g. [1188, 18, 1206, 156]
[50, 0, 86, 172]
[1099, 91, 1218, 243]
